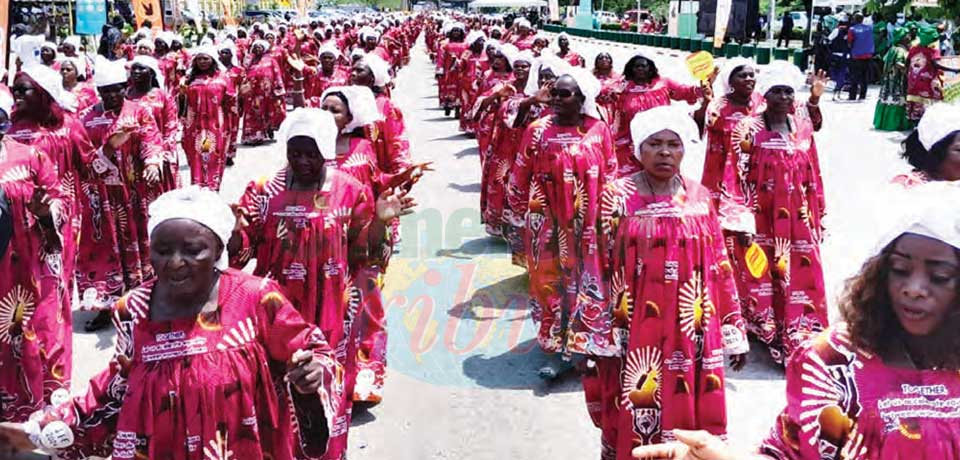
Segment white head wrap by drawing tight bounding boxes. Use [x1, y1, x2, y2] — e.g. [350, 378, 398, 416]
[147, 186, 236, 270]
[217, 40, 237, 67]
[21, 64, 74, 111]
[319, 42, 342, 59]
[525, 53, 565, 96]
[94, 56, 129, 87]
[359, 26, 381, 42]
[63, 36, 82, 50]
[320, 85, 383, 133]
[560, 66, 601, 119]
[41, 42, 58, 53]
[253, 39, 271, 52]
[873, 181, 960, 254]
[191, 45, 225, 72]
[359, 54, 391, 87]
[514, 18, 531, 30]
[918, 102, 960, 151]
[131, 55, 165, 89]
[465, 30, 486, 46]
[757, 60, 805, 96]
[350, 48, 366, 61]
[57, 56, 87, 79]
[715, 57, 754, 95]
[630, 105, 701, 160]
[136, 38, 156, 52]
[279, 108, 339, 161]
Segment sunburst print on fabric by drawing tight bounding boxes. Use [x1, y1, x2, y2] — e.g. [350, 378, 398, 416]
[0, 286, 37, 345]
[796, 335, 863, 453]
[610, 268, 634, 323]
[621, 346, 663, 409]
[773, 238, 792, 283]
[217, 317, 257, 351]
[678, 272, 714, 340]
[0, 165, 30, 184]
[202, 427, 234, 460]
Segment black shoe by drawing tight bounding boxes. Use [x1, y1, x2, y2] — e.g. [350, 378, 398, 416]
[84, 310, 113, 332]
[226, 157, 235, 167]
[444, 106, 451, 116]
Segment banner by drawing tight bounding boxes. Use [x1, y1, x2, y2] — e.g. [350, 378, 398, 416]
[133, 0, 163, 29]
[686, 51, 715, 81]
[75, 0, 107, 35]
[942, 56, 960, 103]
[0, 0, 7, 77]
[713, 0, 732, 49]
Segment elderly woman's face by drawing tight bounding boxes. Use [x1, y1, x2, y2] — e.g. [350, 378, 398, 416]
[60, 62, 79, 84]
[320, 52, 337, 70]
[287, 136, 326, 182]
[137, 44, 153, 56]
[765, 85, 795, 113]
[40, 48, 56, 63]
[150, 219, 222, 294]
[538, 68, 557, 88]
[887, 234, 959, 337]
[61, 43, 77, 55]
[558, 36, 569, 50]
[595, 53, 613, 71]
[513, 60, 531, 82]
[639, 130, 684, 182]
[350, 62, 375, 88]
[550, 75, 582, 119]
[130, 63, 155, 87]
[630, 57, 654, 82]
[321, 94, 353, 132]
[252, 43, 266, 56]
[218, 48, 233, 66]
[195, 55, 215, 72]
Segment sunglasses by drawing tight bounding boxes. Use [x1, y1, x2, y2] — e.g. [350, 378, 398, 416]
[550, 88, 575, 98]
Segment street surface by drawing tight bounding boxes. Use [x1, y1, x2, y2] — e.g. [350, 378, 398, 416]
[66, 36, 911, 459]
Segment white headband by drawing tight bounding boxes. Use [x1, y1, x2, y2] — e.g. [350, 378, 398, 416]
[131, 55, 166, 89]
[279, 108, 339, 161]
[918, 102, 960, 151]
[147, 186, 236, 270]
[320, 85, 383, 133]
[630, 105, 700, 160]
[757, 60, 805, 96]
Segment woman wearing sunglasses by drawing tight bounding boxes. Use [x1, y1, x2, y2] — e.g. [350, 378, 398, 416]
[633, 181, 960, 460]
[506, 66, 618, 380]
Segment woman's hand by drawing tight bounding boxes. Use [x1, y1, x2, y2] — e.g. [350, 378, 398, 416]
[143, 164, 161, 184]
[286, 350, 324, 394]
[729, 353, 748, 371]
[107, 126, 135, 149]
[0, 422, 36, 453]
[533, 82, 554, 104]
[632, 429, 739, 460]
[809, 69, 828, 102]
[376, 187, 416, 222]
[27, 186, 52, 220]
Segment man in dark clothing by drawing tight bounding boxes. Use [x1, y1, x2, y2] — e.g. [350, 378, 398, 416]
[777, 12, 794, 47]
[846, 13, 874, 100]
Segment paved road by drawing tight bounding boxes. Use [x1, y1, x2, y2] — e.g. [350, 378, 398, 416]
[66, 37, 911, 459]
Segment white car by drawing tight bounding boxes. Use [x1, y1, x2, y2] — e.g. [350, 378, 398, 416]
[594, 11, 619, 25]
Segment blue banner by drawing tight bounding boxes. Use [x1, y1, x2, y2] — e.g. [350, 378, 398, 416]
[75, 0, 107, 35]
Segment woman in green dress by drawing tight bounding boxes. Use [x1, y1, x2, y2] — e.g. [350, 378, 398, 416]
[873, 27, 911, 131]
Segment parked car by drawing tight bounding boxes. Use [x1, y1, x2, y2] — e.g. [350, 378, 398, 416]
[593, 11, 619, 25]
[773, 11, 819, 32]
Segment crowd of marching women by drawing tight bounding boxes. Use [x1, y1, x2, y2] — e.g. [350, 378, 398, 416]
[428, 12, 960, 460]
[1, 8, 960, 460]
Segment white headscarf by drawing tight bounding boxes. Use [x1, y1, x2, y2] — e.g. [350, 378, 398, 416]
[552, 31, 570, 53]
[757, 60, 805, 96]
[465, 30, 487, 46]
[253, 39, 271, 52]
[64, 35, 82, 50]
[320, 85, 383, 133]
[131, 55, 165, 89]
[359, 26, 381, 42]
[359, 54, 391, 88]
[279, 108, 339, 161]
[41, 42, 58, 54]
[217, 40, 237, 67]
[147, 186, 236, 271]
[715, 57, 754, 95]
[94, 56, 129, 87]
[57, 56, 87, 79]
[21, 64, 73, 111]
[630, 105, 700, 160]
[319, 42, 342, 59]
[525, 53, 565, 96]
[918, 102, 960, 151]
[136, 38, 156, 52]
[873, 181, 960, 254]
[514, 18, 531, 30]
[191, 45, 225, 72]
[561, 66, 601, 119]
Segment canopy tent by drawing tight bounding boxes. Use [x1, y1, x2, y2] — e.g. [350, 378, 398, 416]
[468, 0, 547, 8]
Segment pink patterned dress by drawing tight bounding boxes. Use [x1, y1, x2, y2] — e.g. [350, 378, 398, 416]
[367, 93, 412, 178]
[760, 324, 960, 459]
[458, 49, 488, 133]
[594, 71, 623, 124]
[182, 71, 236, 191]
[584, 177, 749, 459]
[127, 86, 182, 192]
[241, 56, 286, 144]
[506, 116, 618, 355]
[232, 166, 384, 438]
[439, 41, 469, 108]
[701, 92, 766, 205]
[0, 138, 71, 422]
[75, 101, 164, 311]
[559, 51, 586, 67]
[224, 65, 245, 159]
[66, 83, 99, 113]
[54, 270, 345, 460]
[727, 105, 828, 364]
[612, 78, 702, 176]
[472, 70, 514, 162]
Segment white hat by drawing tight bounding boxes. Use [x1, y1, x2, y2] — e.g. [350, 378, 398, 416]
[359, 54, 391, 88]
[465, 30, 486, 46]
[147, 186, 236, 270]
[131, 55, 165, 89]
[253, 39, 271, 52]
[320, 85, 383, 133]
[63, 36, 82, 49]
[319, 42, 342, 58]
[136, 38, 156, 52]
[525, 52, 566, 96]
[94, 56, 129, 87]
[57, 56, 87, 79]
[874, 181, 960, 253]
[21, 64, 73, 111]
[630, 105, 700, 160]
[917, 102, 960, 151]
[278, 108, 339, 161]
[715, 57, 754, 95]
[757, 60, 805, 96]
[561, 66, 601, 119]
[514, 18, 531, 29]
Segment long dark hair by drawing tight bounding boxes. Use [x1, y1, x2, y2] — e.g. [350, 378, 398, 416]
[11, 73, 65, 128]
[622, 55, 659, 81]
[901, 129, 960, 177]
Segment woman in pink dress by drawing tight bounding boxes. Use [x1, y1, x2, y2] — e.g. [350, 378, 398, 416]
[75, 60, 163, 330]
[458, 30, 488, 135]
[217, 42, 244, 164]
[592, 52, 622, 124]
[439, 24, 468, 117]
[634, 182, 960, 460]
[0, 95, 73, 423]
[471, 43, 515, 163]
[892, 103, 960, 187]
[241, 40, 286, 145]
[58, 58, 97, 113]
[127, 55, 181, 193]
[181, 46, 237, 191]
[586, 105, 748, 460]
[612, 53, 706, 176]
[554, 33, 585, 67]
[350, 55, 413, 179]
[506, 68, 618, 379]
[727, 63, 830, 364]
[229, 109, 412, 455]
[5, 186, 345, 459]
[302, 44, 351, 103]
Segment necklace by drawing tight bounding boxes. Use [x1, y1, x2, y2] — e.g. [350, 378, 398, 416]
[900, 337, 941, 370]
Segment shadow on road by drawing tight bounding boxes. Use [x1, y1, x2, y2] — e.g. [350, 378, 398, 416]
[423, 116, 455, 122]
[430, 133, 469, 141]
[724, 338, 785, 390]
[453, 147, 478, 158]
[436, 237, 512, 259]
[448, 182, 481, 193]
[447, 273, 528, 320]
[351, 405, 379, 427]
[461, 339, 583, 393]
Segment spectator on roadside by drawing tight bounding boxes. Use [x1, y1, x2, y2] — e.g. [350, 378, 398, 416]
[777, 11, 794, 47]
[847, 13, 874, 101]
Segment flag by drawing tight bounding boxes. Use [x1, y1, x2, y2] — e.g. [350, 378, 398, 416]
[133, 0, 163, 29]
[76, 0, 107, 35]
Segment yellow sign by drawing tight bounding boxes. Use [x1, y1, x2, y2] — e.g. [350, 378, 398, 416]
[685, 51, 715, 82]
[744, 242, 768, 279]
